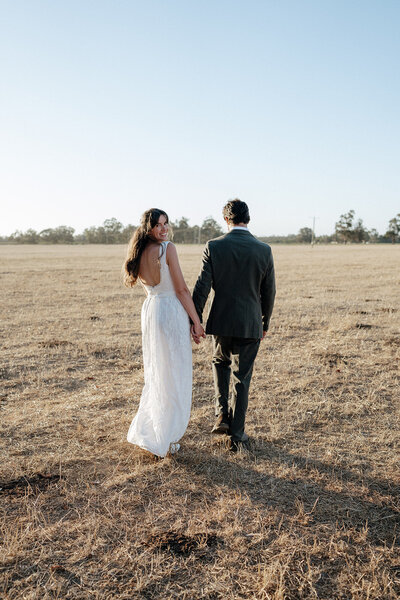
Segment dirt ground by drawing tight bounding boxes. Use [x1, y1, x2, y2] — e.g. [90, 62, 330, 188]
[1, 243, 399, 599]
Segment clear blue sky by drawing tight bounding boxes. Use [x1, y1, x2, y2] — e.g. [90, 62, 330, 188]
[1, 0, 399, 236]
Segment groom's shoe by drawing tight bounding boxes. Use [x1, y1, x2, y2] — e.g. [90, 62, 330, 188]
[212, 414, 230, 434]
[229, 439, 251, 453]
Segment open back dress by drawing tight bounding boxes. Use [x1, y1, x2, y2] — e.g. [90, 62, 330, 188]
[127, 241, 192, 456]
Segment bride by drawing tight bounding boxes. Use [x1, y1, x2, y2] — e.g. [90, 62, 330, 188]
[123, 208, 205, 457]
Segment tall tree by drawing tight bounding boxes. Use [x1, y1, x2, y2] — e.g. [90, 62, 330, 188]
[297, 227, 313, 243]
[103, 218, 123, 243]
[200, 217, 223, 242]
[335, 210, 355, 243]
[82, 226, 100, 243]
[121, 224, 136, 243]
[9, 229, 40, 243]
[385, 214, 400, 243]
[368, 228, 380, 243]
[352, 218, 368, 243]
[171, 217, 194, 243]
[39, 226, 75, 243]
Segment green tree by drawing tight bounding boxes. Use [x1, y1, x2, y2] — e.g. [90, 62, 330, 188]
[38, 226, 74, 243]
[9, 230, 24, 243]
[171, 217, 194, 243]
[335, 210, 355, 243]
[352, 218, 368, 243]
[103, 218, 123, 243]
[22, 229, 40, 243]
[8, 229, 39, 243]
[200, 216, 223, 242]
[58, 226, 75, 243]
[368, 228, 380, 243]
[297, 227, 313, 243]
[39, 228, 58, 243]
[82, 226, 99, 243]
[385, 214, 400, 243]
[121, 224, 136, 243]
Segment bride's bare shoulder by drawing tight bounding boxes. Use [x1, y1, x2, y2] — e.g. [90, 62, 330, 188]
[141, 243, 159, 260]
[141, 243, 161, 265]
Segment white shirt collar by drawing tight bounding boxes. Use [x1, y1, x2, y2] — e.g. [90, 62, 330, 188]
[230, 226, 249, 231]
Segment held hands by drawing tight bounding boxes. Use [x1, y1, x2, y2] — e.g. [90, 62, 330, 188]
[191, 322, 206, 344]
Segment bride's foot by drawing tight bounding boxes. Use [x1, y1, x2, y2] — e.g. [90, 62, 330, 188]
[169, 443, 180, 455]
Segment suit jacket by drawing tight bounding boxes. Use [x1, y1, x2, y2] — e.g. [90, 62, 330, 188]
[192, 229, 276, 338]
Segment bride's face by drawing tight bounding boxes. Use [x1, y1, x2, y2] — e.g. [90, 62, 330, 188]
[150, 214, 168, 242]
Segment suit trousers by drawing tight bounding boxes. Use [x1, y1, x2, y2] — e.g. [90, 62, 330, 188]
[212, 335, 261, 442]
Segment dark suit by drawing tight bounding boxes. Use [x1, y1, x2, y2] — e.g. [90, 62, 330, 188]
[192, 228, 276, 442]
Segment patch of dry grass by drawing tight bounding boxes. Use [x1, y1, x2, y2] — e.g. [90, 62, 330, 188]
[0, 243, 399, 599]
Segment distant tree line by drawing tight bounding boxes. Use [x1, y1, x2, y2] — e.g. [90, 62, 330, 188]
[1, 211, 399, 244]
[169, 216, 223, 243]
[0, 216, 224, 244]
[0, 219, 137, 244]
[332, 210, 400, 244]
[260, 211, 400, 244]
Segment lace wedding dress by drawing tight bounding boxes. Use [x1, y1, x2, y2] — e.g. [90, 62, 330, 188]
[127, 241, 192, 457]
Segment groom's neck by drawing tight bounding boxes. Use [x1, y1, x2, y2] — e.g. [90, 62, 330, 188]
[227, 222, 248, 230]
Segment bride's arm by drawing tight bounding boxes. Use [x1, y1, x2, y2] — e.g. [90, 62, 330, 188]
[166, 243, 205, 338]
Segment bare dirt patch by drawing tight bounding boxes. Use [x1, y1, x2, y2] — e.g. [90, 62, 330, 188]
[0, 473, 61, 496]
[145, 531, 220, 556]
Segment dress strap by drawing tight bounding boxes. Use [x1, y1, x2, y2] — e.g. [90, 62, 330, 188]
[159, 241, 169, 263]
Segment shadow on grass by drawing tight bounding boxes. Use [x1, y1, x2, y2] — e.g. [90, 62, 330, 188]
[177, 440, 400, 548]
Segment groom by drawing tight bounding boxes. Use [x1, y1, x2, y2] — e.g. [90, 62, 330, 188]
[192, 199, 276, 452]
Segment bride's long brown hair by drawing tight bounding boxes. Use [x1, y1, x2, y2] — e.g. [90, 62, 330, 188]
[123, 208, 169, 287]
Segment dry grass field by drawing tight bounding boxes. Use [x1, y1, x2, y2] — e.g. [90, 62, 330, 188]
[0, 243, 399, 600]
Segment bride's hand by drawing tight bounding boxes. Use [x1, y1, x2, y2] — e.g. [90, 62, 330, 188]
[191, 323, 206, 344]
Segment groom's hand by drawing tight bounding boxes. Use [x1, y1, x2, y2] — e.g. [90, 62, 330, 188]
[191, 323, 205, 344]
[261, 331, 267, 340]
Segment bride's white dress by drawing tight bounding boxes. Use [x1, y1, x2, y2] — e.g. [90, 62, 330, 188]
[127, 241, 192, 457]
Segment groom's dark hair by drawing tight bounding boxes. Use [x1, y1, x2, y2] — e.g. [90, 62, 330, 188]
[223, 199, 250, 225]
